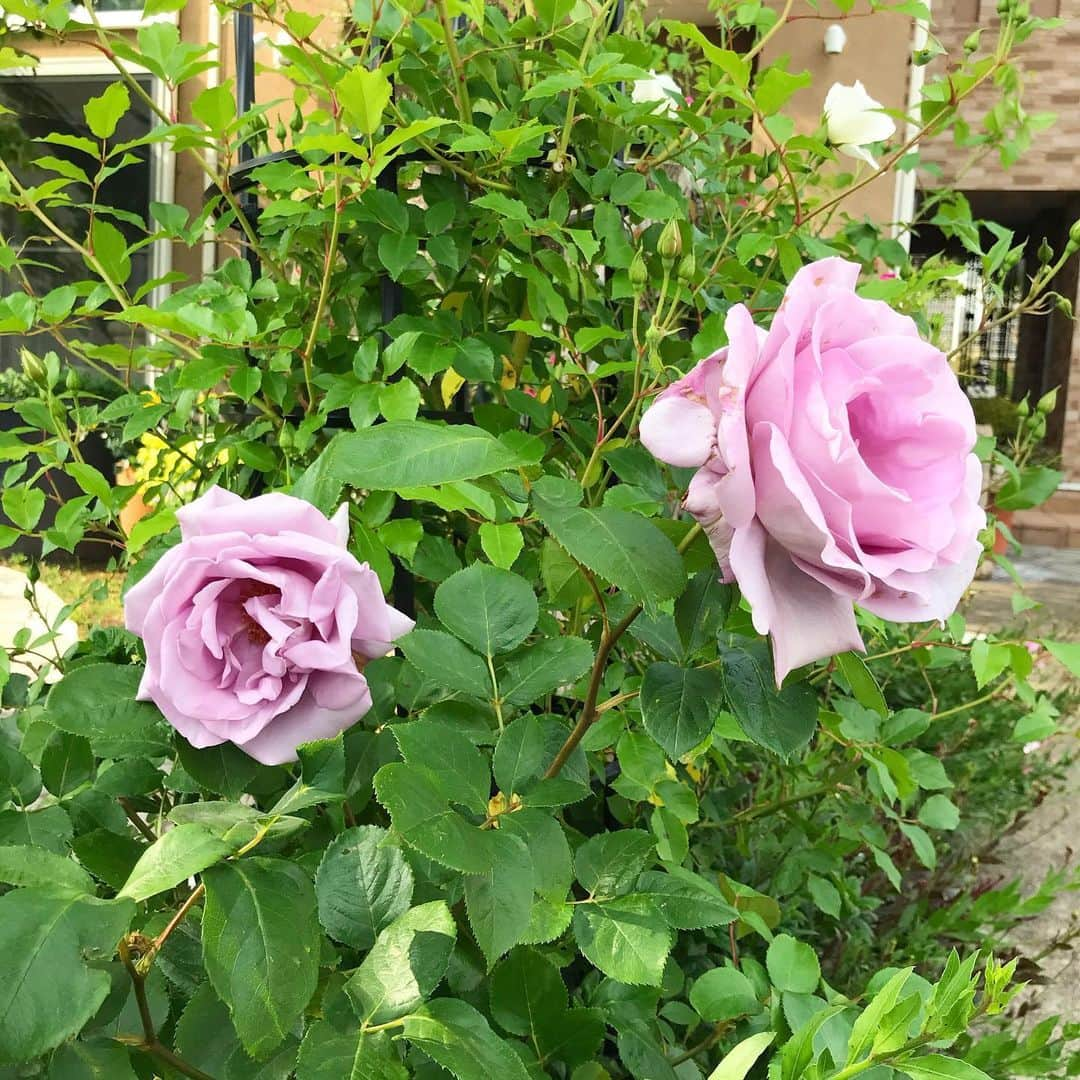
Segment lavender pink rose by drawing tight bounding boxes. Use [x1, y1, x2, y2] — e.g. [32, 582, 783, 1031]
[124, 487, 412, 765]
[641, 257, 984, 682]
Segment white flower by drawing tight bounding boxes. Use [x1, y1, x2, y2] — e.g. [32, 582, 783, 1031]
[823, 81, 896, 168]
[632, 71, 682, 117]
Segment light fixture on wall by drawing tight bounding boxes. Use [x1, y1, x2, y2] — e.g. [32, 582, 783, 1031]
[824, 24, 848, 54]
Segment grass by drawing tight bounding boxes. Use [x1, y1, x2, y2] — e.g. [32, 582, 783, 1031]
[1, 558, 126, 629]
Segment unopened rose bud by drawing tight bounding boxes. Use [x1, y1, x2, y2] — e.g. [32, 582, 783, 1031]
[21, 351, 47, 388]
[275, 118, 288, 145]
[913, 48, 934, 66]
[1036, 387, 1057, 414]
[963, 29, 980, 52]
[1068, 219, 1080, 250]
[658, 220, 682, 262]
[1014, 1, 1029, 17]
[65, 368, 80, 393]
[996, 0, 1011, 15]
[630, 251, 649, 291]
[1037, 238, 1053, 265]
[676, 252, 695, 283]
[290, 104, 304, 133]
[278, 425, 294, 450]
[1016, 397, 1030, 417]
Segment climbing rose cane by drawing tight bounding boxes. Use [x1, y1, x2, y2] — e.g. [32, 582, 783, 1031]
[124, 487, 413, 764]
[640, 257, 984, 682]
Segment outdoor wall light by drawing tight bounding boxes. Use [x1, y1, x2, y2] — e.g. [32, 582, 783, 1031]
[824, 24, 848, 54]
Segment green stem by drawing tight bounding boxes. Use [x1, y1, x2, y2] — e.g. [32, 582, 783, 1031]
[544, 523, 703, 779]
[487, 652, 505, 733]
[434, 0, 472, 121]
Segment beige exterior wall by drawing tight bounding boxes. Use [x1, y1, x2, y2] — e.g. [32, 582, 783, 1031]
[756, 0, 912, 226]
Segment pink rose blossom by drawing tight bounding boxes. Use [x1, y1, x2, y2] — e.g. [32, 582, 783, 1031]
[640, 257, 984, 682]
[124, 487, 413, 764]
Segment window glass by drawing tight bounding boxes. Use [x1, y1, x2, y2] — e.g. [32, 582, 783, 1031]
[0, 73, 153, 370]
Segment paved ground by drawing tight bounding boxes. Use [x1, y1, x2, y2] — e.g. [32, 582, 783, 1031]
[970, 547, 1080, 1033]
[0, 567, 78, 680]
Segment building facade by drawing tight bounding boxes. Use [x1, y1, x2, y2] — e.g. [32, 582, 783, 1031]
[4, 0, 1079, 540]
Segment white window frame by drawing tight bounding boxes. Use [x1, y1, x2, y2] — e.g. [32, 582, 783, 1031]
[2, 55, 175, 313]
[67, 6, 176, 29]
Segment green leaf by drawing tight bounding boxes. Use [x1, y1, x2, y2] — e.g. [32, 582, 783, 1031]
[836, 651, 888, 718]
[0, 890, 133, 1064]
[479, 522, 524, 569]
[174, 982, 242, 1077]
[706, 1031, 776, 1080]
[434, 563, 538, 656]
[66, 462, 113, 504]
[46, 664, 171, 758]
[176, 737, 258, 799]
[345, 900, 457, 1024]
[0, 741, 41, 806]
[373, 763, 491, 873]
[718, 642, 818, 758]
[465, 830, 535, 968]
[393, 718, 490, 813]
[1044, 640, 1080, 677]
[40, 731, 94, 798]
[899, 1055, 994, 1080]
[766, 933, 821, 994]
[270, 736, 346, 816]
[329, 422, 531, 490]
[994, 465, 1062, 510]
[0, 804, 71, 852]
[378, 233, 418, 281]
[0, 844, 93, 894]
[489, 947, 566, 1035]
[192, 83, 236, 133]
[690, 967, 761, 1022]
[498, 636, 594, 706]
[88, 218, 131, 285]
[202, 857, 320, 1059]
[969, 640, 1011, 689]
[846, 967, 913, 1063]
[575, 829, 655, 896]
[754, 65, 812, 114]
[295, 1022, 407, 1079]
[918, 794, 960, 831]
[532, 494, 685, 605]
[501, 809, 572, 900]
[378, 380, 421, 422]
[674, 570, 732, 656]
[2, 485, 45, 530]
[400, 998, 532, 1080]
[49, 1038, 138, 1079]
[337, 65, 393, 135]
[83, 80, 129, 139]
[315, 825, 413, 951]
[573, 895, 673, 986]
[640, 662, 724, 759]
[636, 868, 738, 929]
[118, 824, 233, 902]
[398, 629, 491, 697]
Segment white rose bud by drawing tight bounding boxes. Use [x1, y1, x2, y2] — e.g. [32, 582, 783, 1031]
[823, 81, 897, 168]
[631, 71, 682, 117]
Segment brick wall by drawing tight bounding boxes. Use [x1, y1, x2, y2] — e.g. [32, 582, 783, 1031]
[920, 0, 1080, 191]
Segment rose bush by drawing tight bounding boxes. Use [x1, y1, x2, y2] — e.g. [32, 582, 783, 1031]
[0, 0, 1075, 1076]
[640, 257, 985, 681]
[125, 487, 412, 764]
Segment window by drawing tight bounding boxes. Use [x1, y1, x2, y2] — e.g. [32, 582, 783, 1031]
[0, 72, 159, 371]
